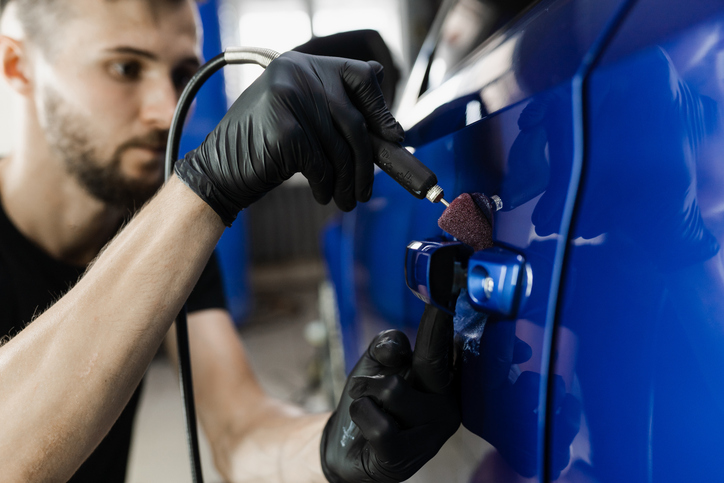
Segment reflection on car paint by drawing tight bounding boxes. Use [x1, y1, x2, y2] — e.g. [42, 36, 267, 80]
[555, 14, 724, 482]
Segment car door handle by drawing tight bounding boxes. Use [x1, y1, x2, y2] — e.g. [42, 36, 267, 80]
[405, 241, 529, 318]
[466, 247, 528, 318]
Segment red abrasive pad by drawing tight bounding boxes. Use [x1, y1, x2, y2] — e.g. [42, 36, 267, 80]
[438, 193, 494, 251]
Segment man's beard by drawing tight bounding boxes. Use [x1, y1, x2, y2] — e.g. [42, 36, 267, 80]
[42, 88, 167, 213]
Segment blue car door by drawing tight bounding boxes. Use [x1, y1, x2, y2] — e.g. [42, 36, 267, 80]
[323, 0, 643, 480]
[342, 0, 637, 480]
[552, 0, 724, 481]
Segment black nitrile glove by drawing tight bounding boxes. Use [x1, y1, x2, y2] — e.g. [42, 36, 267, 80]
[175, 51, 404, 226]
[321, 305, 461, 482]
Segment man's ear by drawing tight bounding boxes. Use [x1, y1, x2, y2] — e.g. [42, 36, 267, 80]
[0, 35, 32, 96]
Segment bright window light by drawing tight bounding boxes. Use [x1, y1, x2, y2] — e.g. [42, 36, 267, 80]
[312, 6, 403, 63]
[222, 0, 405, 101]
[238, 10, 312, 54]
[229, 8, 312, 96]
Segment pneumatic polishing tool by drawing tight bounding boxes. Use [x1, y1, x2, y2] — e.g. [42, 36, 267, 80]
[406, 192, 528, 318]
[370, 134, 450, 206]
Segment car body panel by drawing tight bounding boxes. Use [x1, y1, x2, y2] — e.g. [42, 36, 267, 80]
[553, 0, 724, 481]
[324, 0, 626, 480]
[323, 0, 724, 480]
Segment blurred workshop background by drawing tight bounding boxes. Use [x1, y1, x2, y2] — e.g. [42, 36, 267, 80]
[0, 0, 488, 482]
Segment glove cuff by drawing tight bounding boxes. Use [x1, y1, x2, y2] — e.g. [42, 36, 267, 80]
[174, 155, 239, 227]
[320, 411, 347, 483]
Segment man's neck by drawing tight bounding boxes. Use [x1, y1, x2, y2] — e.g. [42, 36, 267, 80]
[0, 135, 126, 267]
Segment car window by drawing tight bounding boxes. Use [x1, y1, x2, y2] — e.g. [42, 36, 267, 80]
[421, 0, 540, 94]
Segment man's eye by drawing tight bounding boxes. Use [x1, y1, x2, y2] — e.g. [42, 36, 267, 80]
[109, 61, 142, 80]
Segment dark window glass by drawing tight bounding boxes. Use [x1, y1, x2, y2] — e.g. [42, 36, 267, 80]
[421, 0, 539, 94]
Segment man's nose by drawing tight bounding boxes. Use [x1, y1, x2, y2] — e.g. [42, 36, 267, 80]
[140, 76, 179, 130]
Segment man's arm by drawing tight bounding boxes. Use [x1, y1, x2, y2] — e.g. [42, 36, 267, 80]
[165, 309, 329, 482]
[0, 51, 449, 483]
[169, 306, 462, 483]
[0, 176, 225, 482]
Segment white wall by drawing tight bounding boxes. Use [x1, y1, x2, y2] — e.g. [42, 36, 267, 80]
[0, 79, 18, 156]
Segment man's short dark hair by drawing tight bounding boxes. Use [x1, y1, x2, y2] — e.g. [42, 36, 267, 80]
[6, 1, 72, 55]
[1, 0, 194, 56]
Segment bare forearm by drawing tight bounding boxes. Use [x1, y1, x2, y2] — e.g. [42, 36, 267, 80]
[0, 176, 225, 482]
[222, 408, 329, 483]
[166, 310, 329, 482]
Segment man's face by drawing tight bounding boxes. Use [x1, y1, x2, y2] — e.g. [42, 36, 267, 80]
[32, 0, 202, 211]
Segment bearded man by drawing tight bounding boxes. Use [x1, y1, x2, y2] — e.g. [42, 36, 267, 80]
[0, 1, 460, 482]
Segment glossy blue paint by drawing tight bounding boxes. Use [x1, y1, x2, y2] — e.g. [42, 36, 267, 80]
[443, 83, 580, 481]
[552, 0, 724, 481]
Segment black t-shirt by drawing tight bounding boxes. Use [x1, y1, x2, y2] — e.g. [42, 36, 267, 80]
[0, 203, 227, 482]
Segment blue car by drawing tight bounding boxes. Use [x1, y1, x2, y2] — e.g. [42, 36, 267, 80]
[322, 0, 724, 481]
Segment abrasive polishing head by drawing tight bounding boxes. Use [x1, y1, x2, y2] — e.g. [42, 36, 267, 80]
[438, 192, 495, 251]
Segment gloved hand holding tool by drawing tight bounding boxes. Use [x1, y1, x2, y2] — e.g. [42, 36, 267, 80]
[321, 305, 461, 482]
[175, 51, 405, 225]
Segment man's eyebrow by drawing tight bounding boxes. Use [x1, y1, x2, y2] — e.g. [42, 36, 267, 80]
[104, 46, 159, 60]
[103, 47, 201, 67]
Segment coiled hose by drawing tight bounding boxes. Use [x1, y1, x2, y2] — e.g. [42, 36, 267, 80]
[164, 46, 280, 483]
